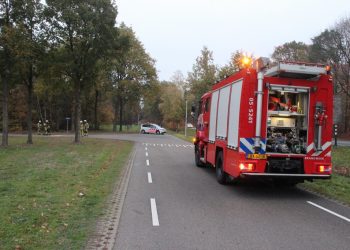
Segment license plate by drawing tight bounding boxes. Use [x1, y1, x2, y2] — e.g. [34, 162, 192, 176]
[247, 154, 267, 160]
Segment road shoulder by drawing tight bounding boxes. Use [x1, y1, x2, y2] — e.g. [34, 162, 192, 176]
[85, 145, 136, 250]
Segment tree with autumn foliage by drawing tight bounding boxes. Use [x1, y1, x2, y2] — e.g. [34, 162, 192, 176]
[218, 50, 245, 80]
[310, 17, 350, 133]
[9, 0, 46, 144]
[109, 24, 157, 132]
[271, 41, 310, 62]
[187, 46, 217, 104]
[45, 0, 120, 143]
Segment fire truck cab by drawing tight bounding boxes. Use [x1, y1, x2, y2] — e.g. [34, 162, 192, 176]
[194, 59, 333, 185]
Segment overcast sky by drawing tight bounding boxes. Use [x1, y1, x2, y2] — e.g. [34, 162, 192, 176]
[116, 0, 350, 81]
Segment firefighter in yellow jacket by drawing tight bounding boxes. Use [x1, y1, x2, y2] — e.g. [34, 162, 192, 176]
[80, 121, 84, 136]
[37, 120, 42, 135]
[83, 120, 89, 136]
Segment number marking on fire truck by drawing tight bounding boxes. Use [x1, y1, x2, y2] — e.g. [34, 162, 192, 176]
[248, 97, 254, 124]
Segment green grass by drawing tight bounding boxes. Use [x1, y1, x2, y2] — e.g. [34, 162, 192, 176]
[300, 175, 350, 205]
[168, 129, 196, 143]
[98, 124, 139, 133]
[331, 146, 350, 168]
[0, 136, 133, 250]
[299, 146, 350, 205]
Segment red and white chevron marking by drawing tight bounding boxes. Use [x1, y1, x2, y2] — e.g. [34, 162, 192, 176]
[307, 142, 332, 157]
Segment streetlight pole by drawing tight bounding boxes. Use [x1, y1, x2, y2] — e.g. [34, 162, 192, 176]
[65, 117, 70, 133]
[184, 87, 190, 137]
[185, 99, 188, 137]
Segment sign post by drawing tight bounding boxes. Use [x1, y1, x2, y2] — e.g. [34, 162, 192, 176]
[334, 124, 338, 147]
[65, 117, 71, 133]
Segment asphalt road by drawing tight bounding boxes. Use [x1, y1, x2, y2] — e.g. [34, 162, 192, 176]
[9, 132, 350, 249]
[110, 133, 350, 250]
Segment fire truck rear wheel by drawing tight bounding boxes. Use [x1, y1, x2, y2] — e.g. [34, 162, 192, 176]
[216, 151, 228, 185]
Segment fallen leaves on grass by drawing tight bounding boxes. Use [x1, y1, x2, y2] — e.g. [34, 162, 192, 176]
[334, 166, 350, 177]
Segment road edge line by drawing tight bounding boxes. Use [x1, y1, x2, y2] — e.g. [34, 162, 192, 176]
[307, 201, 350, 223]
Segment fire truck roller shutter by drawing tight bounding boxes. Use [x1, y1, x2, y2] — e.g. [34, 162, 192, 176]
[216, 85, 231, 139]
[227, 80, 243, 148]
[209, 91, 219, 142]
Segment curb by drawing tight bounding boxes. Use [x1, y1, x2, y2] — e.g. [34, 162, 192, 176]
[85, 145, 136, 250]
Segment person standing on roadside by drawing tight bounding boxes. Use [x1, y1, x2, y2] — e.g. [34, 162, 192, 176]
[84, 120, 89, 136]
[37, 120, 42, 135]
[43, 121, 47, 135]
[46, 120, 51, 135]
[80, 121, 84, 136]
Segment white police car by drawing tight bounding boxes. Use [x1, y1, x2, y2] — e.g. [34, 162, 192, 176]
[140, 123, 166, 135]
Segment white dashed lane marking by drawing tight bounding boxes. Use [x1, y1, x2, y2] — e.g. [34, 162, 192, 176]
[147, 172, 153, 183]
[150, 198, 159, 226]
[142, 143, 194, 148]
[143, 144, 160, 227]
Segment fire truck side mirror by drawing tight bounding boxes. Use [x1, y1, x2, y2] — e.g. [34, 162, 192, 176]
[191, 105, 196, 113]
[191, 105, 196, 117]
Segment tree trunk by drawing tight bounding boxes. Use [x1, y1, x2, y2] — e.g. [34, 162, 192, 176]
[74, 81, 81, 143]
[119, 98, 123, 132]
[26, 70, 33, 144]
[94, 89, 99, 130]
[113, 100, 117, 132]
[346, 95, 350, 133]
[2, 0, 11, 147]
[2, 73, 9, 147]
[344, 94, 349, 133]
[71, 111, 74, 131]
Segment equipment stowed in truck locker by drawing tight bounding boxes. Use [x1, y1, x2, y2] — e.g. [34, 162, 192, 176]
[193, 58, 333, 185]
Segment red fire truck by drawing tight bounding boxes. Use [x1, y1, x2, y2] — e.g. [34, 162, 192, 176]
[194, 59, 333, 185]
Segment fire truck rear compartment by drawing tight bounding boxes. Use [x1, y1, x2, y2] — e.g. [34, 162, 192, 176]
[266, 87, 309, 154]
[266, 157, 304, 174]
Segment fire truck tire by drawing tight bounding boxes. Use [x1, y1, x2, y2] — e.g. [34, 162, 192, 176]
[156, 130, 160, 134]
[141, 130, 145, 134]
[195, 145, 205, 167]
[216, 151, 228, 185]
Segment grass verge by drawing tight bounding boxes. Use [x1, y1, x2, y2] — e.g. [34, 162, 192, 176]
[98, 124, 139, 133]
[299, 146, 350, 206]
[168, 129, 196, 143]
[331, 146, 350, 169]
[300, 174, 350, 205]
[0, 136, 133, 250]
